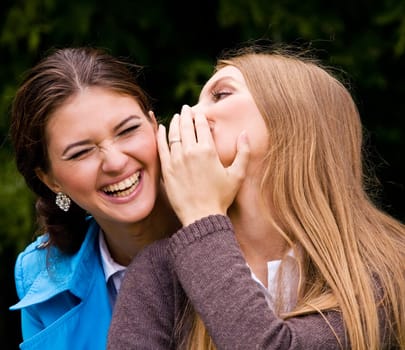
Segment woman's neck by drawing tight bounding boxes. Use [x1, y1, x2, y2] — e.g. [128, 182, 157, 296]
[228, 184, 287, 286]
[102, 189, 180, 266]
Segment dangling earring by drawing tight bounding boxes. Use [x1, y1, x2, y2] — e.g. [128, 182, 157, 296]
[55, 192, 71, 212]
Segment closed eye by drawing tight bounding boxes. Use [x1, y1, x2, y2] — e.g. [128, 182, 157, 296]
[117, 124, 140, 136]
[211, 90, 232, 102]
[67, 147, 96, 160]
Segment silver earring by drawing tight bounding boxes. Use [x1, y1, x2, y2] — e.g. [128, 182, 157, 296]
[55, 192, 71, 212]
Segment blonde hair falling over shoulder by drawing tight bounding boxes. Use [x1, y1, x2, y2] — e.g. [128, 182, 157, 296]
[185, 45, 405, 350]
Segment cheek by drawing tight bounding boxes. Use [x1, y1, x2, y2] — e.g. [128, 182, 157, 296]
[133, 136, 161, 179]
[138, 137, 159, 163]
[126, 129, 158, 158]
[48, 166, 95, 207]
[55, 163, 96, 190]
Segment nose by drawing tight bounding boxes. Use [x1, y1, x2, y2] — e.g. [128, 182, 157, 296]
[100, 142, 128, 174]
[190, 103, 209, 121]
[190, 103, 202, 115]
[191, 102, 214, 130]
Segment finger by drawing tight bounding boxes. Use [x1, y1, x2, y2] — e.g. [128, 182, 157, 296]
[227, 131, 250, 181]
[194, 112, 215, 147]
[179, 105, 197, 147]
[157, 124, 171, 171]
[148, 110, 158, 129]
[167, 113, 182, 149]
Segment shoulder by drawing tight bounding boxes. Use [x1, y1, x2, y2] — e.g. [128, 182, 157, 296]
[128, 238, 172, 275]
[13, 220, 99, 301]
[14, 235, 51, 298]
[124, 238, 174, 294]
[168, 215, 234, 259]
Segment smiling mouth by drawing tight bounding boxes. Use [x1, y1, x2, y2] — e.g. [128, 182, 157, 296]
[101, 172, 140, 197]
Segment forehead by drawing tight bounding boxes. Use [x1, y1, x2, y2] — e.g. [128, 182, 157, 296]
[49, 86, 141, 121]
[209, 65, 244, 84]
[59, 86, 135, 108]
[200, 66, 245, 95]
[45, 87, 145, 139]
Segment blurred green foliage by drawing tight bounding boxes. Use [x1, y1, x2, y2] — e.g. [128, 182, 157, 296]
[1, 0, 404, 347]
[0, 151, 35, 255]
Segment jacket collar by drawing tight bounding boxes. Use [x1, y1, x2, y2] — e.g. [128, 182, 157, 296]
[11, 219, 101, 309]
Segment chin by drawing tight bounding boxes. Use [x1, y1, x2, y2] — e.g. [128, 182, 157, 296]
[134, 201, 157, 219]
[219, 155, 234, 168]
[216, 143, 237, 167]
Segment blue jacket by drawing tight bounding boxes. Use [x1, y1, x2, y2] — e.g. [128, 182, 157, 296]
[10, 219, 112, 350]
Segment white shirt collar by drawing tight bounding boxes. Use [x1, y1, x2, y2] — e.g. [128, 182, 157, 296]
[250, 250, 298, 312]
[98, 230, 126, 283]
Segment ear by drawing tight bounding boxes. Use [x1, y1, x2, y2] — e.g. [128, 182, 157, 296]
[35, 167, 62, 194]
[148, 110, 158, 131]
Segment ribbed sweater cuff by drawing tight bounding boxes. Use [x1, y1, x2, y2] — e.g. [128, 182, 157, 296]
[169, 215, 233, 258]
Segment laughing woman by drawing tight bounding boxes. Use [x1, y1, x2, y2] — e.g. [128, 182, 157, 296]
[9, 47, 180, 349]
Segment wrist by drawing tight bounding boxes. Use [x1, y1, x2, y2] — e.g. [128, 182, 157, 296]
[181, 210, 227, 227]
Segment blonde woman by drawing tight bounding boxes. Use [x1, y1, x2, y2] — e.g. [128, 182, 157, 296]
[108, 45, 405, 349]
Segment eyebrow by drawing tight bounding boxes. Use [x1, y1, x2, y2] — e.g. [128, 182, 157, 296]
[210, 76, 235, 88]
[61, 115, 141, 157]
[199, 76, 236, 101]
[114, 115, 141, 132]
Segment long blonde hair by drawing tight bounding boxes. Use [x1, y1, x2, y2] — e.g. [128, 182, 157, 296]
[184, 46, 405, 349]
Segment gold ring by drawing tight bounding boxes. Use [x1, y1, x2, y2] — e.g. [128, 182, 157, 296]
[169, 139, 181, 147]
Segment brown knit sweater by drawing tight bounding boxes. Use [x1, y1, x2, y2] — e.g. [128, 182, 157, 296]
[108, 215, 349, 349]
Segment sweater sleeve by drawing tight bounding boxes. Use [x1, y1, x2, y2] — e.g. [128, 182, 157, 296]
[107, 239, 176, 350]
[169, 215, 348, 350]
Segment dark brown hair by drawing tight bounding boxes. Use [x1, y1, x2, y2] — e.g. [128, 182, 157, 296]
[10, 47, 152, 253]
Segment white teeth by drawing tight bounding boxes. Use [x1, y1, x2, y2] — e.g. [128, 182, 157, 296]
[102, 172, 140, 195]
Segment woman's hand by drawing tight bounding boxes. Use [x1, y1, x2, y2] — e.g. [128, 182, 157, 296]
[157, 105, 250, 226]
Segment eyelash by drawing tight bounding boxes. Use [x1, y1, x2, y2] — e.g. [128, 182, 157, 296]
[211, 89, 232, 101]
[118, 124, 140, 136]
[68, 148, 94, 160]
[68, 125, 140, 160]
